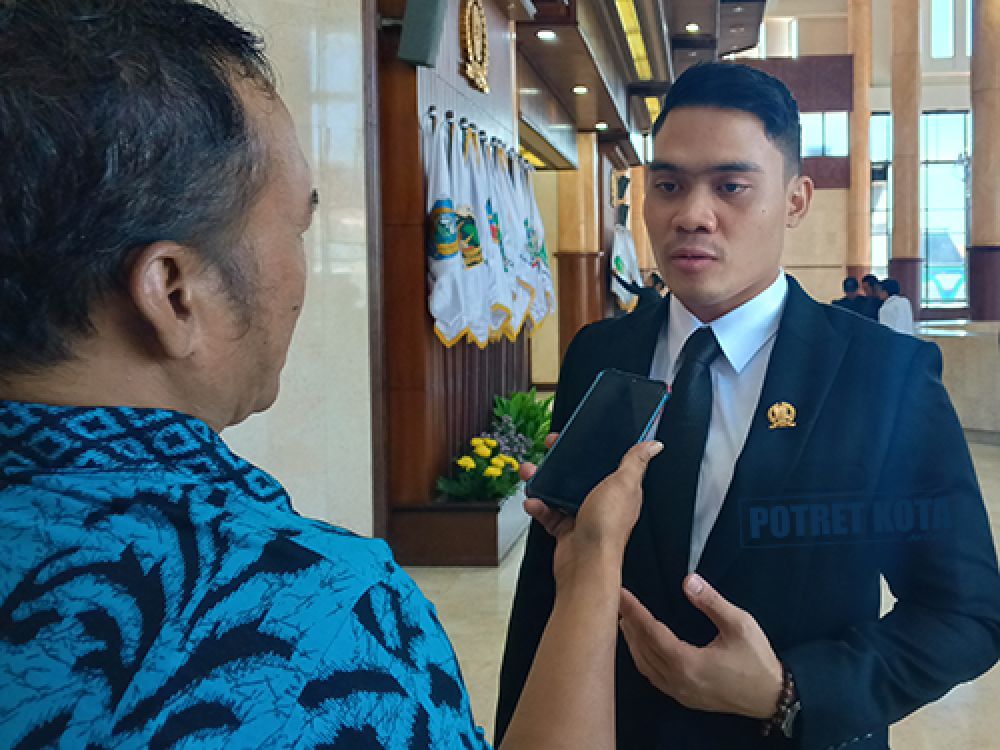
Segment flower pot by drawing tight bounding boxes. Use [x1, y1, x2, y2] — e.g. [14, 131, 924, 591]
[389, 482, 531, 566]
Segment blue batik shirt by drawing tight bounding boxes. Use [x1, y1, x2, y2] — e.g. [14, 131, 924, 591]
[0, 401, 491, 749]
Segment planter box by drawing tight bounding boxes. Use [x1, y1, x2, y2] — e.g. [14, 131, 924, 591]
[389, 484, 531, 566]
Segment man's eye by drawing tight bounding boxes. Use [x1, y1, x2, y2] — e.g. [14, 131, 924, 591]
[720, 182, 750, 195]
[655, 181, 678, 194]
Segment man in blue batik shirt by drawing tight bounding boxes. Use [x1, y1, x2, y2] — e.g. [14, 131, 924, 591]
[0, 3, 660, 748]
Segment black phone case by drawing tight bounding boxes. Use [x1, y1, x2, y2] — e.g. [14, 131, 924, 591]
[526, 368, 668, 515]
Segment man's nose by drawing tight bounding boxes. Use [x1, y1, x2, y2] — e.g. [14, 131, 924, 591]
[671, 186, 718, 233]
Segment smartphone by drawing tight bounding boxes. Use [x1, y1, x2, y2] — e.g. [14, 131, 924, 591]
[526, 369, 668, 515]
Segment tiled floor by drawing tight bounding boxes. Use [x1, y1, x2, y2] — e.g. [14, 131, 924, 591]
[407, 442, 1000, 747]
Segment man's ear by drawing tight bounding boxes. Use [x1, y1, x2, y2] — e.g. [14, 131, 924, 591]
[128, 242, 206, 359]
[786, 175, 814, 228]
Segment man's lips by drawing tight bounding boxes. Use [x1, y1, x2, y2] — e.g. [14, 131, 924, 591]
[670, 248, 719, 261]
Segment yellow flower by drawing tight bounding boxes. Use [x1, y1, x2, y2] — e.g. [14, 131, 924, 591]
[490, 456, 506, 468]
[483, 466, 503, 478]
[456, 455, 476, 471]
[470, 437, 485, 447]
[474, 445, 492, 458]
[508, 459, 520, 472]
[483, 437, 498, 448]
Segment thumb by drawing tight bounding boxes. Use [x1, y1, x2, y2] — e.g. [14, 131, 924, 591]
[616, 440, 663, 484]
[682, 574, 745, 634]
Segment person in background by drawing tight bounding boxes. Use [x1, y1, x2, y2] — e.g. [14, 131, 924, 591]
[877, 277, 917, 335]
[832, 276, 870, 318]
[0, 3, 656, 748]
[861, 273, 883, 320]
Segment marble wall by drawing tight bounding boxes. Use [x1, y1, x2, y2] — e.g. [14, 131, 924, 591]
[219, 0, 375, 536]
[784, 188, 850, 303]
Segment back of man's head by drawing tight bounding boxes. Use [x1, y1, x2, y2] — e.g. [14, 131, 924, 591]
[651, 62, 801, 176]
[861, 273, 879, 293]
[843, 277, 859, 294]
[0, 0, 274, 379]
[882, 278, 901, 297]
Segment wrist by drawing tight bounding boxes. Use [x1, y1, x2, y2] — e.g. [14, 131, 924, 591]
[760, 662, 800, 738]
[553, 541, 623, 593]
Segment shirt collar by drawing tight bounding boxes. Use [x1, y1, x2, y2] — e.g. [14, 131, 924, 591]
[667, 271, 788, 375]
[0, 401, 285, 504]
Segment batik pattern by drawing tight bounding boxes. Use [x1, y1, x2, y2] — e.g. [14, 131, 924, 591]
[0, 402, 489, 749]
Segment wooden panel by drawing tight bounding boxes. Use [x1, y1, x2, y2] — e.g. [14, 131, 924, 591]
[743, 55, 854, 113]
[887, 256, 922, 312]
[556, 250, 607, 358]
[379, 0, 532, 541]
[969, 246, 1000, 321]
[803, 156, 851, 189]
[417, 0, 517, 146]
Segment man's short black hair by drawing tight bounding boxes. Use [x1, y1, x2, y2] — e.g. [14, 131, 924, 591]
[0, 0, 275, 378]
[882, 278, 901, 297]
[651, 62, 801, 175]
[862, 273, 880, 290]
[843, 277, 860, 293]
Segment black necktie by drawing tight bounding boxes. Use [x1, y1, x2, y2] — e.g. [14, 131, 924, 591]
[653, 326, 721, 587]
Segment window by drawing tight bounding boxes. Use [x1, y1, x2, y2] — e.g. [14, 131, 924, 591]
[967, 0, 973, 56]
[800, 112, 849, 158]
[870, 111, 972, 309]
[930, 0, 955, 58]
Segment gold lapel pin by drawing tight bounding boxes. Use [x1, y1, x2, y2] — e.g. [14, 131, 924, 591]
[767, 401, 797, 429]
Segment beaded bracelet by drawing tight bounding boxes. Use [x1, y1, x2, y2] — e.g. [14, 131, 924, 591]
[761, 664, 797, 737]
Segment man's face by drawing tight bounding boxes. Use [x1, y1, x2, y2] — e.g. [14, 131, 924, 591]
[203, 88, 314, 426]
[862, 282, 875, 297]
[643, 107, 812, 322]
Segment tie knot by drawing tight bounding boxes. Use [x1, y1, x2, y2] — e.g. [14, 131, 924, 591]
[680, 326, 721, 367]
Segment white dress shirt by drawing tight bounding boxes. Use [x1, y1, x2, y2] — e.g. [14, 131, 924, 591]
[649, 273, 788, 571]
[878, 295, 916, 335]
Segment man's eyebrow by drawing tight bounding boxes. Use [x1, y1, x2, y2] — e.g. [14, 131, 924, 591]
[648, 160, 764, 174]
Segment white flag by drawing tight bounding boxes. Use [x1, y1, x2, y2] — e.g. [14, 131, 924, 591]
[469, 130, 513, 341]
[610, 224, 643, 312]
[423, 113, 465, 346]
[449, 121, 492, 347]
[489, 142, 531, 339]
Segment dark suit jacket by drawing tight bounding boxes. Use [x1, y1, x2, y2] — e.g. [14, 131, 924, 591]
[496, 276, 1000, 750]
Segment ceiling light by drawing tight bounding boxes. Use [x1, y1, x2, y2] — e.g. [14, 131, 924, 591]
[536, 29, 557, 41]
[732, 6, 744, 12]
[688, 51, 698, 57]
[572, 85, 589, 95]
[519, 87, 540, 96]
[685, 22, 700, 33]
[729, 25, 746, 33]
[595, 122, 609, 131]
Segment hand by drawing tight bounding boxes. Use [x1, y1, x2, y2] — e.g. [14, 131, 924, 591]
[618, 574, 783, 719]
[522, 433, 662, 584]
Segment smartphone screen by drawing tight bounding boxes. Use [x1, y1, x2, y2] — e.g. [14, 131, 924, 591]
[526, 369, 668, 515]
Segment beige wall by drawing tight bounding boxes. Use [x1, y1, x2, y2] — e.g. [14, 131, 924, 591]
[783, 189, 849, 302]
[531, 171, 561, 385]
[220, 0, 375, 536]
[797, 16, 849, 54]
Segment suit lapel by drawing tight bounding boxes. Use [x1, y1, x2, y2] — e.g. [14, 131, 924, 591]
[697, 277, 850, 586]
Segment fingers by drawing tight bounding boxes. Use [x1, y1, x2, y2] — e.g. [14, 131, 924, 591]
[544, 431, 558, 450]
[682, 574, 745, 635]
[519, 461, 537, 483]
[619, 588, 685, 686]
[524, 498, 572, 539]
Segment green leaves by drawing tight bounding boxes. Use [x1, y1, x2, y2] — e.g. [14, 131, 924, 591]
[493, 388, 553, 463]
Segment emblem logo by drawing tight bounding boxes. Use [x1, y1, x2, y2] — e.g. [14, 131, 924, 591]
[768, 402, 797, 429]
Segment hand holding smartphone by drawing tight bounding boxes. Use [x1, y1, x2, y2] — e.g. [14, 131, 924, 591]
[526, 369, 668, 515]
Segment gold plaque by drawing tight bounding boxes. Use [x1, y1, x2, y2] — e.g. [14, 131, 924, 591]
[767, 401, 797, 429]
[461, 0, 489, 93]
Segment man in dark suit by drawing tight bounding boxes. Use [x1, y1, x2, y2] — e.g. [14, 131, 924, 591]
[496, 63, 1000, 749]
[833, 276, 879, 320]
